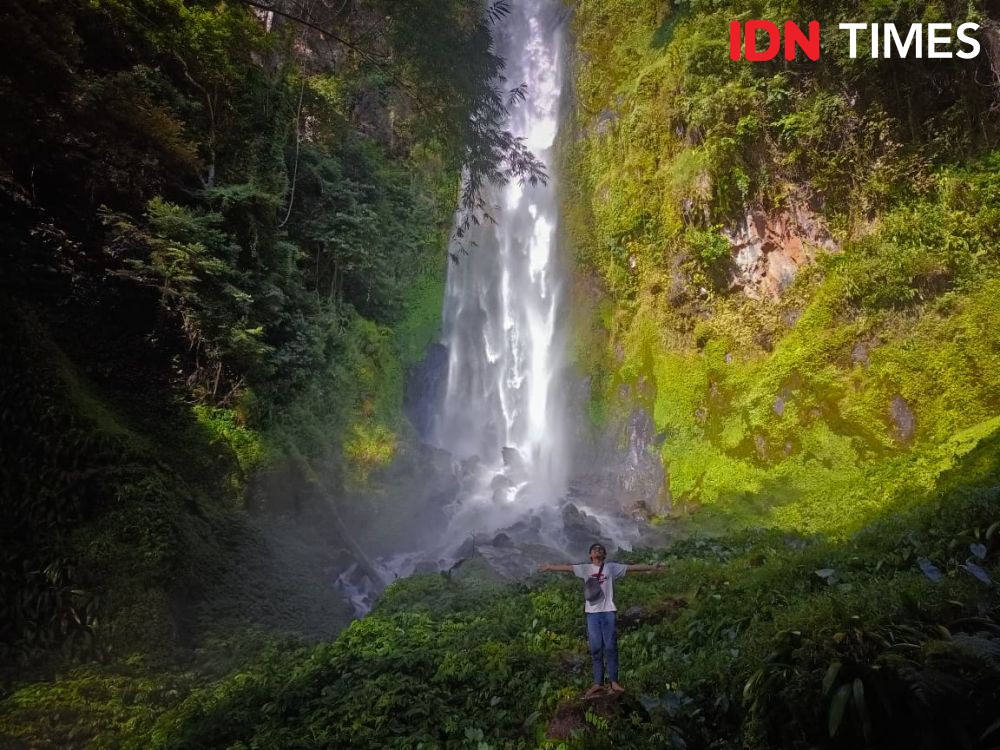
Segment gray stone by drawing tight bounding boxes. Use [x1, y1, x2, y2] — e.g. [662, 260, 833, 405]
[629, 501, 651, 522]
[564, 379, 670, 523]
[754, 434, 768, 460]
[723, 200, 839, 301]
[668, 272, 689, 304]
[852, 341, 870, 366]
[412, 560, 439, 574]
[490, 474, 513, 491]
[783, 534, 808, 550]
[891, 395, 916, 442]
[782, 308, 803, 327]
[773, 395, 786, 416]
[501, 446, 527, 479]
[595, 107, 617, 136]
[561, 503, 606, 553]
[502, 514, 543, 538]
[620, 409, 666, 506]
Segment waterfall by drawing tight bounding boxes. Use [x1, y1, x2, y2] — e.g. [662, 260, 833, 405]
[334, 1, 648, 612]
[432, 0, 569, 539]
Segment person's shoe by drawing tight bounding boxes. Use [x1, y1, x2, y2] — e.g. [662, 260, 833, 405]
[584, 684, 605, 698]
[610, 682, 625, 693]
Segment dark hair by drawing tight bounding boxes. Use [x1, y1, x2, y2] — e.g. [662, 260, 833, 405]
[589, 543, 606, 554]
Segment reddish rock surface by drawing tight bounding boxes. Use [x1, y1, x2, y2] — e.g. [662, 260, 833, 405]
[724, 202, 838, 299]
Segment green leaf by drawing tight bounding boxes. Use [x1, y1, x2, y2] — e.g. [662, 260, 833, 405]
[961, 562, 991, 584]
[829, 683, 852, 737]
[982, 716, 1000, 741]
[822, 661, 842, 695]
[853, 678, 871, 742]
[917, 557, 943, 582]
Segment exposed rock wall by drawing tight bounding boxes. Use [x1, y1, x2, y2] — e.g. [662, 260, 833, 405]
[567, 379, 669, 519]
[724, 201, 838, 300]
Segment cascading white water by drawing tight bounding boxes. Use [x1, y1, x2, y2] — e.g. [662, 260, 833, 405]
[335, 1, 646, 612]
[432, 0, 569, 537]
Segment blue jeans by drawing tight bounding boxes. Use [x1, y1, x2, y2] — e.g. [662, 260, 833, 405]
[586, 611, 619, 684]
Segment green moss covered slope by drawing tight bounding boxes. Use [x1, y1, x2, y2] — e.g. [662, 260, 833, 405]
[562, 0, 1000, 535]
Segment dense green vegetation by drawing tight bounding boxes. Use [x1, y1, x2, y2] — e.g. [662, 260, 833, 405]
[5, 428, 993, 748]
[548, 0, 1000, 745]
[562, 0, 1000, 533]
[0, 0, 532, 707]
[2, 0, 999, 748]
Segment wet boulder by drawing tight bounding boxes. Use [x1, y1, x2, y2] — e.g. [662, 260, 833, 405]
[567, 405, 669, 517]
[561, 503, 605, 553]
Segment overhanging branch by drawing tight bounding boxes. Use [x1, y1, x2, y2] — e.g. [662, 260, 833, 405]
[234, 0, 439, 115]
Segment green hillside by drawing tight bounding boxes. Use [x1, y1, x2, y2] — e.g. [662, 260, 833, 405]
[562, 0, 1000, 535]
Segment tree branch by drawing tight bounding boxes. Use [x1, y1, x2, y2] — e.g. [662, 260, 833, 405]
[234, 0, 437, 115]
[278, 72, 307, 228]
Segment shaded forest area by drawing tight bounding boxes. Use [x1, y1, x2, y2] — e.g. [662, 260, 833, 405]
[0, 0, 536, 693]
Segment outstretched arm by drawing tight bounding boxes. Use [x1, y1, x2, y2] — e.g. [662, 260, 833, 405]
[626, 563, 666, 572]
[538, 564, 574, 573]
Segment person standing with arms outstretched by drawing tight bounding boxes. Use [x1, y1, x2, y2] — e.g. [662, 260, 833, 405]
[539, 543, 664, 696]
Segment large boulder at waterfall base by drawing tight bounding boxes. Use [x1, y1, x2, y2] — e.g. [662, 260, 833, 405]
[560, 503, 605, 552]
[567, 405, 669, 516]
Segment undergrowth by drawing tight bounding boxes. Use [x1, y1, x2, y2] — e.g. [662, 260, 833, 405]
[17, 430, 989, 750]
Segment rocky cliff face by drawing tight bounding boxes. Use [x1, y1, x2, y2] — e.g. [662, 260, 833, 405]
[404, 342, 449, 441]
[724, 200, 838, 300]
[567, 378, 669, 520]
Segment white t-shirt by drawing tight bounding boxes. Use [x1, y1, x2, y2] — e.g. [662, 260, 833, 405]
[572, 561, 628, 613]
